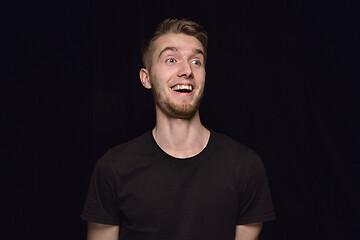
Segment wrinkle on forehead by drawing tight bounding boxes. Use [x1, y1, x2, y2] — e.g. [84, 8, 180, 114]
[154, 33, 204, 55]
[158, 46, 205, 60]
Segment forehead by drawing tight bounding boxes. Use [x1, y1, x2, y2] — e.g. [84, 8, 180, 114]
[152, 33, 204, 54]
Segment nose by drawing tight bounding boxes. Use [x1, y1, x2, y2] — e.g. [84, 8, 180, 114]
[178, 61, 193, 78]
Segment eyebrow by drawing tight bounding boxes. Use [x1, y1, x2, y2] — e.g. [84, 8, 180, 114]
[158, 46, 205, 59]
[192, 48, 205, 58]
[158, 47, 178, 58]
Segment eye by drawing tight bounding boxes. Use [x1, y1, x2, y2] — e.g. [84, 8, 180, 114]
[165, 58, 176, 63]
[190, 60, 201, 65]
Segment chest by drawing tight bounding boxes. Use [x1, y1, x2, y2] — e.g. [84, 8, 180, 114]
[115, 159, 239, 231]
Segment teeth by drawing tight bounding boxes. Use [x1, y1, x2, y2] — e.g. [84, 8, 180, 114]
[171, 85, 193, 91]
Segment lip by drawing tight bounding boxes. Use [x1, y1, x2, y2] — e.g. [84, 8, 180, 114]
[170, 82, 194, 89]
[171, 89, 193, 96]
[170, 82, 194, 96]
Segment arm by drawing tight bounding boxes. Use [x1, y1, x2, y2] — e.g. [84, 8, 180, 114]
[235, 222, 263, 240]
[87, 222, 120, 240]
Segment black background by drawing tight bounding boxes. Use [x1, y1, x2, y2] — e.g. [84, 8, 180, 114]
[6, 0, 359, 239]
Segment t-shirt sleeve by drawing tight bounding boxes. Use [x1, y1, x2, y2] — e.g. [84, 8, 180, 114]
[80, 151, 121, 225]
[236, 152, 276, 225]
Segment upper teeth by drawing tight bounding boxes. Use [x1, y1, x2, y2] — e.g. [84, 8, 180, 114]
[171, 85, 193, 91]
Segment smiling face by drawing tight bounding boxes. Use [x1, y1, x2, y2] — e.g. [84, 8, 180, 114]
[140, 33, 206, 119]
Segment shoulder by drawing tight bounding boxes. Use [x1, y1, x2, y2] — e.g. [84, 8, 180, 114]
[107, 131, 150, 158]
[211, 131, 260, 160]
[209, 131, 263, 170]
[96, 131, 153, 172]
[210, 131, 271, 191]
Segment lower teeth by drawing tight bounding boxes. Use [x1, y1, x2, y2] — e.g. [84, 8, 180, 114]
[176, 89, 190, 93]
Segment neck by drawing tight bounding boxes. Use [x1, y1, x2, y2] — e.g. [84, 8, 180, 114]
[152, 110, 210, 159]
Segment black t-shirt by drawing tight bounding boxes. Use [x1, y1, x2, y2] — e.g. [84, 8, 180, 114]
[81, 130, 276, 239]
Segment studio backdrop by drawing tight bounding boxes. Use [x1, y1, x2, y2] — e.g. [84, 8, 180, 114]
[6, 0, 359, 239]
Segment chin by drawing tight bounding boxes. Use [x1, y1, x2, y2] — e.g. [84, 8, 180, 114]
[152, 86, 204, 119]
[158, 102, 199, 119]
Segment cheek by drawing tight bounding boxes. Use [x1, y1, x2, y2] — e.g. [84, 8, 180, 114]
[195, 70, 206, 85]
[152, 65, 175, 78]
[149, 72, 169, 90]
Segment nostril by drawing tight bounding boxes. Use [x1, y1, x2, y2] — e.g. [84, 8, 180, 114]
[178, 63, 193, 77]
[180, 71, 193, 78]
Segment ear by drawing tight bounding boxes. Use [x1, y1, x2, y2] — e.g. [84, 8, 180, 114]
[139, 68, 152, 89]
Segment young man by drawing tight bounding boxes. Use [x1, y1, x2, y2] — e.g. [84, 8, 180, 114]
[81, 19, 276, 240]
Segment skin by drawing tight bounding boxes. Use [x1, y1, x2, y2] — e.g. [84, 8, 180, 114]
[87, 222, 119, 240]
[87, 33, 263, 239]
[140, 33, 209, 158]
[235, 222, 263, 240]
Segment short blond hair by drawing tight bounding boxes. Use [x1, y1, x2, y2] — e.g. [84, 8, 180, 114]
[141, 18, 208, 69]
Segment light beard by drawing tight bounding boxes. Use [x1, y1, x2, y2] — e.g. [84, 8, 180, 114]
[150, 79, 204, 120]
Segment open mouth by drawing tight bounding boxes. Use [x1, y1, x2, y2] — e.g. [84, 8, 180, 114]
[171, 84, 193, 93]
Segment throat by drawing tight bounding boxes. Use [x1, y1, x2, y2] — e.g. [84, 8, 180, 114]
[152, 126, 210, 159]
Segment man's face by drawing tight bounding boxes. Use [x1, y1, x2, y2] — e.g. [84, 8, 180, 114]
[146, 33, 206, 119]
